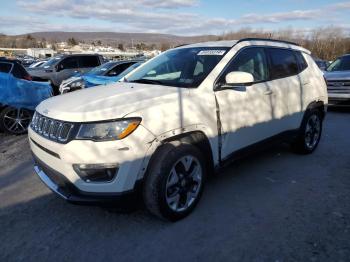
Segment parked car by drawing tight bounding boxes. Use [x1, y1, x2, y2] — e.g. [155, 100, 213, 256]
[324, 54, 350, 106]
[17, 55, 36, 67]
[0, 59, 52, 134]
[28, 54, 104, 95]
[29, 60, 48, 69]
[314, 58, 329, 71]
[29, 38, 327, 221]
[59, 60, 144, 94]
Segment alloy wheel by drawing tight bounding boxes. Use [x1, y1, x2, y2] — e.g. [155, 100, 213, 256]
[2, 108, 32, 134]
[165, 155, 203, 212]
[305, 114, 321, 150]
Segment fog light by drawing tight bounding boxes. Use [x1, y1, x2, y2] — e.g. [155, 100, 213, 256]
[73, 164, 118, 183]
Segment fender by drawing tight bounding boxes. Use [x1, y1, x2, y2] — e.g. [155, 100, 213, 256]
[135, 124, 219, 180]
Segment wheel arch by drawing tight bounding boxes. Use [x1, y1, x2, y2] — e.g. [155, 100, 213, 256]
[162, 131, 215, 175]
[305, 100, 326, 119]
[139, 129, 216, 183]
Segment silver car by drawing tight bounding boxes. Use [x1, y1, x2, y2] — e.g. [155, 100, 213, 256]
[28, 54, 104, 95]
[324, 54, 350, 106]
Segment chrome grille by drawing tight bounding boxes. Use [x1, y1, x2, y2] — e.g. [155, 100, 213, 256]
[327, 80, 350, 94]
[31, 112, 74, 143]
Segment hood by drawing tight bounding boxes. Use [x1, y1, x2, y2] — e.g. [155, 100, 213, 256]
[83, 75, 119, 87]
[28, 67, 52, 78]
[324, 71, 350, 81]
[36, 82, 186, 122]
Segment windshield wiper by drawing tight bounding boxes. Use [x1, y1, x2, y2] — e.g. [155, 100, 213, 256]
[128, 78, 164, 85]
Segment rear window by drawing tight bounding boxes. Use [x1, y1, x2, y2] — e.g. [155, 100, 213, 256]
[295, 52, 308, 72]
[0, 62, 12, 73]
[12, 63, 30, 79]
[79, 56, 100, 68]
[268, 48, 299, 79]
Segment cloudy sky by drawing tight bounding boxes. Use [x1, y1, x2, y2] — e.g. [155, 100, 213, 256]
[1, 0, 350, 35]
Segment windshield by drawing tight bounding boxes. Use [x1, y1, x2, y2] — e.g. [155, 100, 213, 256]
[42, 57, 61, 68]
[88, 62, 117, 76]
[126, 47, 229, 88]
[327, 56, 350, 72]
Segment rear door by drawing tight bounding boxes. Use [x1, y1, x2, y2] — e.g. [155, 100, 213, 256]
[0, 62, 12, 88]
[266, 48, 304, 131]
[78, 56, 101, 74]
[0, 62, 13, 105]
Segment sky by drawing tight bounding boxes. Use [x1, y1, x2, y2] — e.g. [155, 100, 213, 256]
[0, 0, 350, 36]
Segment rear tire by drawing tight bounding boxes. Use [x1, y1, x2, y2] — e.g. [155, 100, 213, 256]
[0, 107, 33, 135]
[143, 141, 206, 221]
[292, 110, 323, 154]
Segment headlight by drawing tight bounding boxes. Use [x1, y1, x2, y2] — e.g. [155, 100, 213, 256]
[70, 79, 85, 88]
[76, 118, 141, 141]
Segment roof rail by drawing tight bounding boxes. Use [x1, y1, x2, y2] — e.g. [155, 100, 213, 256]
[237, 38, 300, 46]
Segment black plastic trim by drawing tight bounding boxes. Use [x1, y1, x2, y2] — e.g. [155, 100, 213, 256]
[216, 129, 299, 170]
[237, 38, 300, 46]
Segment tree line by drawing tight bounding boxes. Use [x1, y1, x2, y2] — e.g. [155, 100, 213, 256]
[217, 27, 350, 61]
[0, 27, 349, 60]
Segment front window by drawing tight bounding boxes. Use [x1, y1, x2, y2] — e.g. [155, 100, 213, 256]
[217, 47, 269, 84]
[125, 47, 229, 88]
[327, 56, 350, 72]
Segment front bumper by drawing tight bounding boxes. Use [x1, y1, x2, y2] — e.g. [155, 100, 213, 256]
[33, 154, 140, 204]
[327, 93, 350, 106]
[29, 123, 155, 195]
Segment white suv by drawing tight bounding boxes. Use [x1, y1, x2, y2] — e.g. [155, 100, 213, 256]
[29, 38, 328, 221]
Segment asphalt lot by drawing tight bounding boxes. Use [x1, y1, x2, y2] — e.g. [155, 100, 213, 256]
[0, 108, 349, 262]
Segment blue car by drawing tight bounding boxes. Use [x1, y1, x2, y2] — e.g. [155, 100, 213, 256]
[59, 60, 144, 94]
[0, 59, 52, 134]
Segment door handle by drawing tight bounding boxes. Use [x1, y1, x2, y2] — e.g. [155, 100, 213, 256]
[264, 90, 273, 95]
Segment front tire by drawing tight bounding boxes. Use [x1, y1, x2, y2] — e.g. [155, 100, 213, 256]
[143, 141, 206, 221]
[0, 107, 33, 135]
[292, 110, 323, 154]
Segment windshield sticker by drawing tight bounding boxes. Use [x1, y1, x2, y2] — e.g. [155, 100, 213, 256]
[197, 50, 226, 56]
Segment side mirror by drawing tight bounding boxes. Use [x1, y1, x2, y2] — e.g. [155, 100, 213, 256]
[225, 71, 254, 85]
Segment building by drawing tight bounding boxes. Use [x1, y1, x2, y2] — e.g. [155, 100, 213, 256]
[26, 48, 55, 58]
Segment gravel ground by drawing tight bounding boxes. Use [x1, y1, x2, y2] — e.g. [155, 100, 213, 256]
[0, 109, 349, 262]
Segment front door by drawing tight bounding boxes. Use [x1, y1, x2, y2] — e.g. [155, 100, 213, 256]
[214, 47, 276, 160]
[56, 56, 80, 85]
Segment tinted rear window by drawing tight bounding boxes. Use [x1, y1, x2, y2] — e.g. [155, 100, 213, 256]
[12, 63, 30, 79]
[268, 48, 299, 79]
[0, 62, 12, 73]
[295, 52, 308, 72]
[79, 56, 100, 68]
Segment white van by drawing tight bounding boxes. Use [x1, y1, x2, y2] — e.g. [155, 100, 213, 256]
[29, 38, 328, 221]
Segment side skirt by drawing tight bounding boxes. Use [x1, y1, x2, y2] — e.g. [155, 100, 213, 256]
[215, 129, 299, 172]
